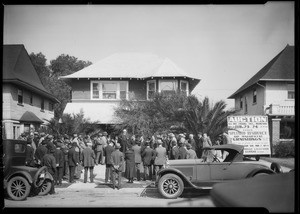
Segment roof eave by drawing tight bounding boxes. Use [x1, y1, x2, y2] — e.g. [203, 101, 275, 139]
[3, 79, 60, 103]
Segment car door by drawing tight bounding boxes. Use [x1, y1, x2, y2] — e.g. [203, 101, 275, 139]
[194, 159, 211, 187]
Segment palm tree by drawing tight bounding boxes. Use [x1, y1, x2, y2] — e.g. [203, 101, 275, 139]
[183, 96, 236, 143]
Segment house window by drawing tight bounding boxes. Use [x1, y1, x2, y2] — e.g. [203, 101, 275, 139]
[49, 102, 54, 111]
[245, 97, 248, 114]
[91, 81, 128, 100]
[180, 80, 189, 96]
[30, 94, 33, 105]
[17, 89, 23, 104]
[13, 125, 21, 139]
[287, 83, 294, 99]
[147, 80, 156, 100]
[159, 80, 178, 96]
[253, 89, 257, 104]
[239, 97, 243, 109]
[41, 99, 45, 111]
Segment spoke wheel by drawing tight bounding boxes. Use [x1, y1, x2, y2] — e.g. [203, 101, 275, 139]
[158, 174, 184, 199]
[7, 176, 30, 201]
[38, 180, 52, 196]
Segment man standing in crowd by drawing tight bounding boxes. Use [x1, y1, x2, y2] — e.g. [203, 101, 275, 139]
[61, 138, 70, 180]
[68, 142, 80, 183]
[81, 141, 95, 183]
[25, 138, 35, 167]
[188, 134, 196, 151]
[54, 141, 64, 186]
[222, 132, 231, 145]
[41, 145, 57, 195]
[35, 139, 48, 166]
[153, 137, 167, 180]
[119, 129, 130, 154]
[33, 132, 40, 149]
[111, 143, 124, 190]
[94, 133, 103, 165]
[178, 138, 187, 159]
[132, 139, 142, 181]
[141, 141, 154, 181]
[100, 132, 108, 164]
[186, 143, 198, 159]
[124, 144, 135, 183]
[103, 140, 115, 184]
[170, 140, 179, 160]
[195, 132, 203, 158]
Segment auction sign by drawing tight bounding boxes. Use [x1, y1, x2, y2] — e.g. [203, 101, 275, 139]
[227, 115, 271, 155]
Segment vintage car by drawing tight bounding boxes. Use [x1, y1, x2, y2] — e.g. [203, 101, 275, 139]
[156, 144, 282, 199]
[210, 170, 295, 212]
[2, 139, 54, 201]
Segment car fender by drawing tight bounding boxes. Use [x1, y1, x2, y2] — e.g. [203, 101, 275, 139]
[246, 168, 275, 178]
[157, 168, 202, 190]
[4, 171, 33, 189]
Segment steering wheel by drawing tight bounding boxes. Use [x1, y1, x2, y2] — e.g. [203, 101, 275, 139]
[212, 154, 220, 162]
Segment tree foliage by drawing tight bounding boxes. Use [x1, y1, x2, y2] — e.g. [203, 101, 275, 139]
[114, 93, 236, 142]
[30, 53, 92, 119]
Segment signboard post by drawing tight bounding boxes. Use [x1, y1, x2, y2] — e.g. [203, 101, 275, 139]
[227, 115, 271, 158]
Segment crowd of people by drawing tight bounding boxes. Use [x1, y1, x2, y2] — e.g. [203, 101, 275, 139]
[19, 129, 232, 192]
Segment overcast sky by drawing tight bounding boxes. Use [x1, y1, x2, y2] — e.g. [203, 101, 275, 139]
[3, 2, 295, 108]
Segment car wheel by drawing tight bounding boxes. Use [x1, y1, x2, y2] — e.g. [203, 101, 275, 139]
[7, 176, 31, 201]
[33, 166, 47, 188]
[158, 174, 184, 199]
[38, 180, 52, 196]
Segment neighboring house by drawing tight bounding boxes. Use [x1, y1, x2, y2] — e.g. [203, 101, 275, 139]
[228, 45, 295, 151]
[59, 53, 201, 126]
[2, 44, 59, 139]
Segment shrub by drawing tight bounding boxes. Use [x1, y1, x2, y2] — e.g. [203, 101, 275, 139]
[273, 141, 295, 157]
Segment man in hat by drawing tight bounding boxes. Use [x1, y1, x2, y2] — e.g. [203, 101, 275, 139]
[111, 143, 124, 189]
[100, 132, 108, 164]
[132, 139, 142, 181]
[94, 133, 103, 165]
[35, 138, 48, 166]
[178, 138, 187, 159]
[141, 141, 155, 181]
[54, 141, 64, 185]
[153, 138, 167, 180]
[119, 129, 130, 154]
[186, 143, 198, 159]
[68, 142, 80, 183]
[25, 138, 35, 167]
[33, 132, 40, 148]
[81, 141, 96, 183]
[103, 140, 115, 183]
[41, 146, 57, 194]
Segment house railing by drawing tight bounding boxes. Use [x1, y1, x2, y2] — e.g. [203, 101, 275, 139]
[268, 104, 294, 116]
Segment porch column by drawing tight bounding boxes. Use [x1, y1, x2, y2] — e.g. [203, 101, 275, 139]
[271, 118, 281, 155]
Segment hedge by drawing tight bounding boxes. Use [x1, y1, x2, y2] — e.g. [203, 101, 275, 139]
[273, 141, 295, 157]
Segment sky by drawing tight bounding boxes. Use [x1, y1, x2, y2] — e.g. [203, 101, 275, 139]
[3, 2, 295, 109]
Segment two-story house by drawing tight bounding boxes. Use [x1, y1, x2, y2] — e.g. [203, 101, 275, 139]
[59, 53, 200, 129]
[228, 45, 295, 151]
[2, 44, 59, 139]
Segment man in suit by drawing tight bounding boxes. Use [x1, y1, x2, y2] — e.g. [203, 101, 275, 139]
[41, 146, 57, 194]
[103, 140, 115, 183]
[178, 138, 187, 159]
[110, 143, 124, 190]
[141, 141, 155, 181]
[81, 141, 96, 183]
[132, 139, 142, 181]
[119, 129, 130, 154]
[35, 139, 48, 166]
[68, 142, 80, 183]
[153, 137, 167, 180]
[54, 141, 64, 185]
[170, 140, 179, 160]
[25, 139, 35, 167]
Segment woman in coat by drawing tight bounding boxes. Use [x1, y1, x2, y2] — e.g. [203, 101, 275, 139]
[124, 145, 135, 183]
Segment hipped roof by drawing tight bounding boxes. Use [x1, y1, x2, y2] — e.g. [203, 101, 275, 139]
[3, 44, 59, 103]
[228, 45, 294, 99]
[59, 53, 201, 85]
